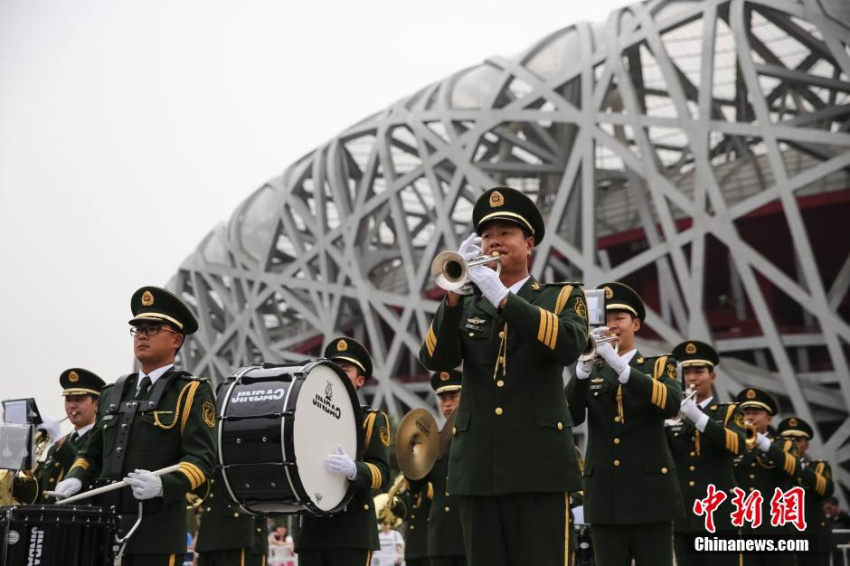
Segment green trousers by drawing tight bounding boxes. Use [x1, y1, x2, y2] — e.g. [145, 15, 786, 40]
[673, 532, 742, 566]
[430, 557, 467, 566]
[591, 522, 674, 566]
[297, 548, 372, 566]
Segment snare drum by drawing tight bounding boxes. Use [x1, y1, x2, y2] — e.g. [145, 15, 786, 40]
[217, 360, 363, 516]
[0, 505, 116, 566]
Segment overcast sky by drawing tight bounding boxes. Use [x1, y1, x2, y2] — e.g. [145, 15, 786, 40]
[0, 0, 630, 430]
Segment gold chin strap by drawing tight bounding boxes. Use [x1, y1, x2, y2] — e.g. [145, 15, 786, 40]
[493, 322, 508, 380]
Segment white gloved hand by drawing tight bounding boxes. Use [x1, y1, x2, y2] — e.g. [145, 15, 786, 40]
[596, 341, 628, 381]
[680, 398, 709, 431]
[457, 232, 482, 261]
[755, 432, 771, 453]
[325, 446, 357, 480]
[467, 265, 509, 308]
[576, 359, 594, 380]
[124, 469, 163, 500]
[38, 416, 63, 443]
[53, 477, 82, 499]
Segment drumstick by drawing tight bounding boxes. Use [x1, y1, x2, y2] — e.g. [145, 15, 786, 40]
[51, 464, 181, 505]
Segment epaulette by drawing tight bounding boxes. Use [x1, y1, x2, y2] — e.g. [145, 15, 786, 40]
[178, 375, 210, 382]
[542, 281, 584, 287]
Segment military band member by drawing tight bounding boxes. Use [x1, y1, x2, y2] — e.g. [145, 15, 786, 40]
[566, 282, 684, 566]
[55, 286, 218, 566]
[402, 470, 433, 566]
[734, 388, 799, 566]
[296, 337, 391, 566]
[665, 341, 746, 566]
[777, 417, 834, 566]
[420, 186, 588, 566]
[194, 468, 256, 566]
[34, 368, 106, 503]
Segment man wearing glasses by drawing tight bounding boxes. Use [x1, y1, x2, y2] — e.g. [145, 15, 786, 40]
[54, 286, 217, 566]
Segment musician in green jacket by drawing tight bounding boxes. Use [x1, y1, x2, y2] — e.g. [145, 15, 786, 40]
[665, 340, 746, 566]
[296, 336, 391, 566]
[35, 368, 106, 502]
[777, 416, 834, 566]
[195, 468, 256, 566]
[420, 186, 588, 566]
[566, 282, 684, 566]
[56, 286, 218, 566]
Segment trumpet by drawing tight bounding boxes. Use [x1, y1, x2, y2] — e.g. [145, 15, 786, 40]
[744, 423, 759, 450]
[665, 384, 699, 426]
[431, 251, 501, 294]
[577, 326, 620, 364]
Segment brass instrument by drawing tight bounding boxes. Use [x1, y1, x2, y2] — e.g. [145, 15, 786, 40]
[395, 409, 439, 480]
[0, 416, 69, 505]
[431, 251, 501, 294]
[744, 423, 759, 450]
[374, 473, 408, 527]
[665, 385, 699, 426]
[578, 326, 620, 364]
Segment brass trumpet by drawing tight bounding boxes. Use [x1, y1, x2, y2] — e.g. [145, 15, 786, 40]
[665, 384, 699, 426]
[577, 326, 620, 364]
[744, 423, 759, 450]
[431, 251, 501, 294]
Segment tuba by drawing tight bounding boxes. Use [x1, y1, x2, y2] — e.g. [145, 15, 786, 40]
[431, 251, 501, 295]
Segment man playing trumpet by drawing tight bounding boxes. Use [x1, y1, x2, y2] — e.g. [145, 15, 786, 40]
[420, 186, 588, 566]
[566, 282, 683, 566]
[665, 341, 746, 566]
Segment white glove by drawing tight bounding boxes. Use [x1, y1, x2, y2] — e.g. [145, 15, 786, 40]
[680, 398, 709, 431]
[457, 232, 482, 261]
[755, 432, 771, 453]
[576, 359, 593, 380]
[53, 477, 82, 499]
[124, 469, 163, 500]
[325, 446, 357, 480]
[38, 417, 63, 443]
[596, 341, 628, 381]
[467, 265, 509, 308]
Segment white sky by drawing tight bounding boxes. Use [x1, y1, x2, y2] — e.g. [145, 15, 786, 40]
[0, 0, 631, 430]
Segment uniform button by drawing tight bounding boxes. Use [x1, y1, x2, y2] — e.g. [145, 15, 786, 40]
[594, 392, 599, 397]
[689, 466, 695, 472]
[613, 438, 620, 445]
[445, 492, 450, 496]
[411, 515, 416, 520]
[661, 467, 668, 474]
[49, 478, 55, 483]
[210, 479, 215, 485]
[751, 462, 756, 468]
[233, 512, 239, 518]
[613, 460, 620, 467]
[748, 487, 755, 492]
[689, 481, 695, 487]
[495, 407, 503, 416]
[689, 451, 695, 457]
[496, 380, 505, 388]
[452, 427, 457, 435]
[209, 493, 214, 499]
[206, 507, 212, 512]
[445, 506, 450, 512]
[691, 436, 695, 441]
[749, 474, 755, 479]
[468, 332, 475, 337]
[410, 525, 415, 530]
[257, 528, 262, 533]
[54, 463, 60, 468]
[364, 504, 370, 510]
[614, 416, 621, 423]
[499, 331, 505, 338]
[557, 422, 564, 431]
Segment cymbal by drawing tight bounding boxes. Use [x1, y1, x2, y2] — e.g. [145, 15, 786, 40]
[438, 408, 457, 460]
[396, 409, 439, 480]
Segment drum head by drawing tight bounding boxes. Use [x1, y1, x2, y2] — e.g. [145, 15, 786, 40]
[292, 362, 359, 512]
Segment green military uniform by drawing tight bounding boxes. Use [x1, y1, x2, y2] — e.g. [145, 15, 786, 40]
[665, 341, 746, 566]
[195, 469, 257, 566]
[402, 479, 433, 566]
[34, 368, 106, 503]
[733, 388, 801, 566]
[249, 517, 269, 566]
[778, 417, 834, 566]
[296, 337, 391, 566]
[420, 187, 588, 566]
[566, 282, 684, 566]
[67, 286, 217, 566]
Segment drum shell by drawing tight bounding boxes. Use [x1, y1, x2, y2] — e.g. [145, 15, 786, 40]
[217, 361, 363, 516]
[0, 505, 116, 566]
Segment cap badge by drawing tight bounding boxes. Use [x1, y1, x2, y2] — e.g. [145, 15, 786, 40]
[68, 371, 79, 383]
[337, 339, 348, 352]
[788, 418, 797, 427]
[685, 342, 697, 355]
[141, 290, 155, 306]
[746, 389, 756, 399]
[440, 371, 450, 381]
[489, 190, 505, 208]
[603, 286, 613, 300]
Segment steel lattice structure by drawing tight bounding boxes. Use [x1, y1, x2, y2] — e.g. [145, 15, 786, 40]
[171, 0, 850, 491]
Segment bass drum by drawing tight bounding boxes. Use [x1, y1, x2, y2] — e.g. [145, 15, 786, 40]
[217, 360, 363, 516]
[0, 505, 117, 566]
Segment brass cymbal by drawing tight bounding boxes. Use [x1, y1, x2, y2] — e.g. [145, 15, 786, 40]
[438, 408, 458, 460]
[396, 408, 439, 480]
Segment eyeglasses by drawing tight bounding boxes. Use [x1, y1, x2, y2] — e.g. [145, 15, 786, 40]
[130, 325, 179, 337]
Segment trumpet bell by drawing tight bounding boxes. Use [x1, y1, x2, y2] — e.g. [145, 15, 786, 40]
[431, 250, 502, 294]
